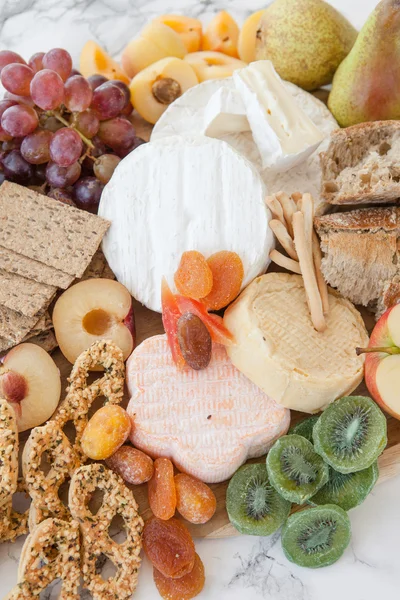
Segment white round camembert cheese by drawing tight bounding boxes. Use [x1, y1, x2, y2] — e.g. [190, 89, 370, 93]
[224, 273, 369, 414]
[99, 134, 273, 312]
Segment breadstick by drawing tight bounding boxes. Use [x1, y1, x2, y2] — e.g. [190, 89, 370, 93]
[297, 193, 314, 251]
[291, 191, 303, 206]
[293, 211, 326, 332]
[265, 196, 285, 225]
[312, 230, 330, 315]
[275, 191, 297, 237]
[269, 219, 298, 261]
[270, 249, 302, 274]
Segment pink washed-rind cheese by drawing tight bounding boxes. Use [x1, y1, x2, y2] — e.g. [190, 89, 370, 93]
[126, 334, 290, 483]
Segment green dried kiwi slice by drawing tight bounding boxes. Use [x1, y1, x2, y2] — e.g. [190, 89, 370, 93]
[313, 396, 387, 474]
[281, 504, 351, 568]
[266, 435, 329, 504]
[226, 463, 291, 536]
[309, 462, 379, 511]
[289, 415, 319, 442]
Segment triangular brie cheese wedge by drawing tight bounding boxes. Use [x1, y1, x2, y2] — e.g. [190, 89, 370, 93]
[203, 86, 250, 138]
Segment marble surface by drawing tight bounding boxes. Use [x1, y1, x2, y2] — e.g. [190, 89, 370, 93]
[0, 0, 396, 599]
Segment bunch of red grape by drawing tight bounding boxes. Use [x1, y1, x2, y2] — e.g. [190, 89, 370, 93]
[0, 48, 145, 212]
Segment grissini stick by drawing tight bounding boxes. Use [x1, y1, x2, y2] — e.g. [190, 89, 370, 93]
[269, 219, 298, 261]
[312, 230, 330, 315]
[293, 211, 326, 332]
[297, 193, 314, 250]
[275, 191, 297, 237]
[270, 249, 302, 274]
[265, 196, 286, 225]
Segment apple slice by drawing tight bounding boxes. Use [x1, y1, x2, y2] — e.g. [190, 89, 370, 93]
[0, 343, 61, 432]
[357, 303, 400, 419]
[52, 278, 135, 365]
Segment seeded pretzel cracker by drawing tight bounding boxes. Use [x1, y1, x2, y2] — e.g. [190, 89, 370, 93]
[69, 464, 143, 600]
[22, 421, 80, 522]
[5, 518, 81, 599]
[52, 340, 125, 461]
[0, 400, 29, 543]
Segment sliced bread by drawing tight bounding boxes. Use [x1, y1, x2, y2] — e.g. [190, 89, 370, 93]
[320, 121, 400, 205]
[314, 207, 400, 311]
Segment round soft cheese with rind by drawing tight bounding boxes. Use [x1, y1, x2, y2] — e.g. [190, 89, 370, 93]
[99, 134, 272, 312]
[151, 78, 338, 213]
[223, 273, 369, 414]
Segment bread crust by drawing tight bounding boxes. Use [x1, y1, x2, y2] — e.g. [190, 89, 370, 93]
[320, 121, 400, 205]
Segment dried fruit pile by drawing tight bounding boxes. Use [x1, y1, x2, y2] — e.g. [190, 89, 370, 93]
[227, 396, 387, 569]
[0, 48, 145, 211]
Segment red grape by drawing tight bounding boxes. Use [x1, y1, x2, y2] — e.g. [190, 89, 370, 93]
[64, 75, 93, 112]
[30, 69, 64, 110]
[1, 64, 34, 97]
[42, 48, 72, 81]
[93, 153, 120, 183]
[49, 127, 83, 167]
[3, 91, 35, 107]
[0, 50, 26, 74]
[87, 74, 108, 90]
[21, 129, 53, 164]
[116, 136, 146, 158]
[42, 115, 64, 132]
[34, 163, 47, 183]
[2, 150, 33, 182]
[72, 109, 99, 138]
[46, 160, 81, 187]
[48, 187, 77, 206]
[0, 100, 16, 142]
[1, 104, 39, 137]
[69, 68, 82, 78]
[97, 117, 136, 151]
[2, 138, 22, 151]
[91, 83, 125, 120]
[74, 176, 104, 212]
[0, 172, 5, 185]
[90, 136, 108, 158]
[28, 52, 45, 73]
[121, 100, 133, 117]
[109, 80, 131, 105]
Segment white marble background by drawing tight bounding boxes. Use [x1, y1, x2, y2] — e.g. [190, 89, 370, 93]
[1, 1, 397, 599]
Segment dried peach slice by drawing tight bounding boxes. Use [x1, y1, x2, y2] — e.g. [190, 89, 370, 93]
[130, 57, 198, 124]
[201, 251, 244, 311]
[161, 278, 185, 369]
[202, 11, 240, 58]
[79, 40, 129, 83]
[184, 51, 246, 81]
[155, 15, 203, 53]
[174, 251, 213, 299]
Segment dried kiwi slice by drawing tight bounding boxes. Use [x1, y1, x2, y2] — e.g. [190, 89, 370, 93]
[309, 462, 379, 511]
[313, 396, 387, 474]
[226, 463, 291, 536]
[266, 435, 329, 504]
[281, 504, 351, 568]
[289, 416, 319, 442]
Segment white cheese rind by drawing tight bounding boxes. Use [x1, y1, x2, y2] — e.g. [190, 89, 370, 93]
[126, 335, 290, 484]
[233, 61, 324, 171]
[203, 86, 249, 138]
[224, 273, 369, 414]
[99, 134, 273, 313]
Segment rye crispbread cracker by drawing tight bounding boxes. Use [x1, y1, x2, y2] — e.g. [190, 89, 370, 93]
[0, 182, 110, 278]
[24, 312, 53, 339]
[0, 269, 56, 317]
[0, 304, 48, 346]
[81, 249, 115, 281]
[0, 246, 74, 289]
[25, 330, 58, 353]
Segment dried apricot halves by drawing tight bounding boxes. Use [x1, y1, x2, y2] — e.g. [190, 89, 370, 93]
[174, 251, 213, 299]
[202, 251, 244, 310]
[148, 457, 177, 520]
[143, 516, 195, 579]
[175, 473, 216, 524]
[154, 553, 205, 600]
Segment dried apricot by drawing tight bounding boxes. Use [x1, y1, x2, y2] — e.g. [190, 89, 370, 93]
[174, 251, 213, 299]
[106, 445, 154, 485]
[81, 404, 130, 460]
[143, 516, 195, 579]
[154, 553, 205, 600]
[175, 473, 216, 524]
[177, 313, 212, 370]
[148, 457, 177, 520]
[201, 251, 244, 310]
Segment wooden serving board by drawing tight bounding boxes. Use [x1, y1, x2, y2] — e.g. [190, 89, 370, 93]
[51, 299, 400, 539]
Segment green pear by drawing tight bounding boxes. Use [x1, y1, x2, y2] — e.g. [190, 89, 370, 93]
[329, 0, 400, 127]
[255, 0, 357, 91]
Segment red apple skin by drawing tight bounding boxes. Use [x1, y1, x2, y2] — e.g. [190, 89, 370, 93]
[364, 305, 400, 418]
[123, 302, 136, 352]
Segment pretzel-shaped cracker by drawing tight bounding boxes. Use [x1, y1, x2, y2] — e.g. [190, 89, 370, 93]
[69, 464, 143, 600]
[0, 400, 29, 543]
[5, 518, 81, 600]
[22, 421, 80, 521]
[52, 340, 125, 461]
